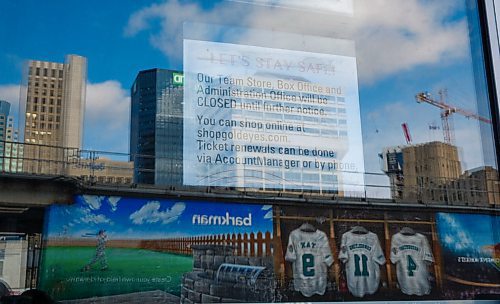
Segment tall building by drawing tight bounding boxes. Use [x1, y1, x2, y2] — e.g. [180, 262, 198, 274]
[130, 69, 183, 185]
[381, 141, 463, 203]
[0, 100, 11, 170]
[402, 141, 462, 202]
[457, 166, 499, 206]
[22, 55, 87, 174]
[0, 100, 10, 143]
[379, 146, 405, 199]
[0, 100, 22, 173]
[382, 142, 499, 206]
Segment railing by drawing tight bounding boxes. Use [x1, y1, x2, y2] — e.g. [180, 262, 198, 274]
[140, 232, 273, 256]
[0, 139, 498, 207]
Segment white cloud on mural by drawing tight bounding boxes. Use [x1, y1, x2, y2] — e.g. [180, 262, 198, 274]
[130, 201, 186, 225]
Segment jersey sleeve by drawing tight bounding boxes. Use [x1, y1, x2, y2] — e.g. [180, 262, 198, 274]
[421, 234, 434, 263]
[285, 232, 297, 262]
[390, 234, 401, 264]
[319, 232, 334, 266]
[338, 232, 348, 263]
[373, 235, 386, 265]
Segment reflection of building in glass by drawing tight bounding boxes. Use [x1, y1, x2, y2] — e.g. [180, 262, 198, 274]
[0, 100, 10, 170]
[379, 146, 404, 199]
[0, 100, 23, 173]
[402, 141, 462, 203]
[382, 141, 499, 206]
[0, 100, 10, 138]
[465, 0, 498, 168]
[66, 158, 133, 185]
[195, 73, 346, 193]
[130, 69, 183, 185]
[22, 55, 87, 174]
[457, 166, 499, 206]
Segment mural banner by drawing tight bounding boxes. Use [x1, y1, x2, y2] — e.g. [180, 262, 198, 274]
[435, 212, 500, 298]
[39, 196, 499, 302]
[273, 207, 499, 302]
[39, 195, 274, 302]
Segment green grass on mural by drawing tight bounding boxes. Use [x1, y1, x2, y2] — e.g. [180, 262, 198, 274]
[38, 246, 193, 301]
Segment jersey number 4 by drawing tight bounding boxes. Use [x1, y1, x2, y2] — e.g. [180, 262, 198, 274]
[406, 255, 417, 276]
[354, 253, 369, 277]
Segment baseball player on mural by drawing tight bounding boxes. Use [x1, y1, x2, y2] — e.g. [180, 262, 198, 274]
[81, 229, 108, 271]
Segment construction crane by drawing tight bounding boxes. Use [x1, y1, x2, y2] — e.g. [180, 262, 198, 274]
[401, 122, 412, 144]
[415, 90, 492, 144]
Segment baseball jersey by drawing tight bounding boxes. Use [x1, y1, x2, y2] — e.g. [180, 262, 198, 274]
[339, 230, 386, 298]
[390, 232, 434, 296]
[285, 226, 334, 297]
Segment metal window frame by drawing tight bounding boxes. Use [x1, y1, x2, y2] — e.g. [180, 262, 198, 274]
[478, 0, 500, 168]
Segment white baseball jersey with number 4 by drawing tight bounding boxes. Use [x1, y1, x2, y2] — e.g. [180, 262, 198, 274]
[339, 231, 386, 298]
[390, 232, 434, 296]
[285, 227, 334, 297]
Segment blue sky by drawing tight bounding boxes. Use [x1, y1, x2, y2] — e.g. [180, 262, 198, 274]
[436, 212, 499, 253]
[45, 195, 273, 239]
[0, 1, 167, 86]
[0, 0, 496, 196]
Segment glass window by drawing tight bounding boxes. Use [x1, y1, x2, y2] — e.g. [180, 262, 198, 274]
[1, 2, 499, 302]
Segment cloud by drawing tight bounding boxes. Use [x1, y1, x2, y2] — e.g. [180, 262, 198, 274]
[81, 212, 111, 225]
[0, 84, 21, 114]
[352, 0, 468, 83]
[107, 196, 121, 212]
[81, 195, 105, 210]
[363, 99, 485, 172]
[261, 205, 273, 219]
[124, 0, 249, 65]
[130, 201, 186, 225]
[360, 93, 488, 200]
[264, 210, 273, 220]
[70, 206, 112, 227]
[439, 214, 473, 251]
[125, 0, 468, 83]
[84, 80, 130, 152]
[82, 196, 122, 213]
[0, 81, 130, 153]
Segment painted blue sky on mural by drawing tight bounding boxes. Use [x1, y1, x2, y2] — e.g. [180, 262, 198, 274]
[45, 195, 273, 239]
[436, 212, 499, 254]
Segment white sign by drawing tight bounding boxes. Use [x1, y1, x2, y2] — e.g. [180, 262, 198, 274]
[183, 39, 364, 194]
